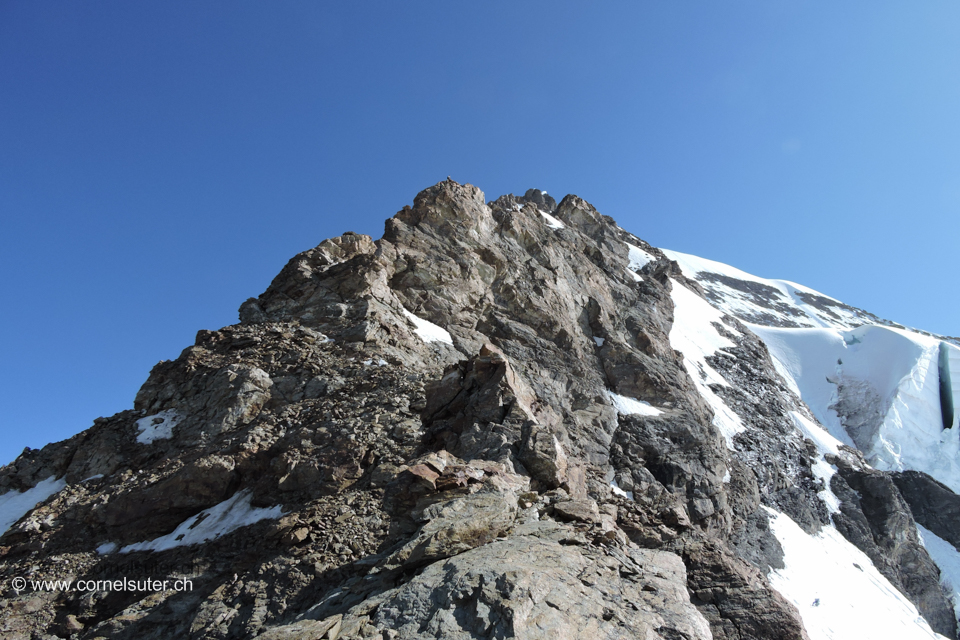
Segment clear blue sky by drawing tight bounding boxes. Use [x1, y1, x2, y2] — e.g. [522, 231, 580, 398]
[2, 2, 959, 465]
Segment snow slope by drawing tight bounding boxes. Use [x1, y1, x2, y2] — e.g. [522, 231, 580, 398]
[668, 278, 744, 447]
[766, 507, 949, 640]
[918, 524, 960, 624]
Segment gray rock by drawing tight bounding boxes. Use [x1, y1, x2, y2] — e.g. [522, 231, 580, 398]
[331, 533, 712, 640]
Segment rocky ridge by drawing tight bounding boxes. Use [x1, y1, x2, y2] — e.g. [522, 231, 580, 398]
[1, 181, 958, 639]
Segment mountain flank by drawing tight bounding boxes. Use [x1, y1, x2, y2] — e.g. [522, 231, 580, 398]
[1, 180, 958, 640]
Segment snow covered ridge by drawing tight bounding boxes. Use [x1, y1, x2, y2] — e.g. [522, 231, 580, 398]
[663, 248, 933, 334]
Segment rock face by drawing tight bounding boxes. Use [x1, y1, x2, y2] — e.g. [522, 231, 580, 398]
[893, 470, 960, 550]
[0, 179, 955, 639]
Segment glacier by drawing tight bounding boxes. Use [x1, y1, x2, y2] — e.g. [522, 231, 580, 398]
[668, 249, 960, 492]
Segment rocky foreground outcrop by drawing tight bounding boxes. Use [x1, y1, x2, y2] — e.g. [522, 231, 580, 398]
[1, 181, 957, 639]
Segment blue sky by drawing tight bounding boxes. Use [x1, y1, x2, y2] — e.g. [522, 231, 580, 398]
[2, 1, 959, 465]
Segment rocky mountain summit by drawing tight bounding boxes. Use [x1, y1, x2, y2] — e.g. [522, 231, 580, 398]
[2, 180, 959, 639]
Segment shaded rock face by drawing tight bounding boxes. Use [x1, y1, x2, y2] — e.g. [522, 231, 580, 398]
[894, 470, 960, 550]
[0, 179, 951, 639]
[830, 464, 956, 638]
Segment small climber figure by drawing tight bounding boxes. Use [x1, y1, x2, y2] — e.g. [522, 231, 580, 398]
[812, 598, 821, 607]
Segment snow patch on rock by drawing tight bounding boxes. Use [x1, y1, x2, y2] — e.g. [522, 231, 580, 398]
[610, 478, 634, 501]
[136, 409, 182, 444]
[402, 308, 454, 345]
[0, 476, 66, 536]
[96, 542, 118, 555]
[625, 242, 655, 272]
[606, 391, 662, 417]
[120, 490, 283, 553]
[539, 210, 566, 230]
[789, 411, 842, 514]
